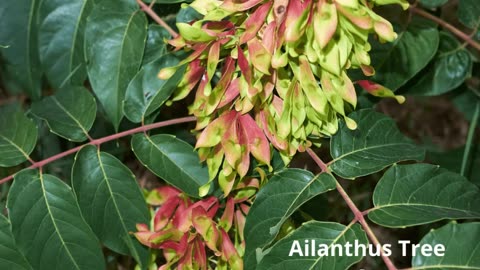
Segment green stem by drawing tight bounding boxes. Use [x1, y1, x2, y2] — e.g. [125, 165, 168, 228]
[460, 102, 480, 176]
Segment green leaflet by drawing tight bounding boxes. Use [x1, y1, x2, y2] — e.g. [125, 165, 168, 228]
[0, 112, 38, 167]
[7, 169, 105, 270]
[72, 145, 150, 268]
[409, 32, 472, 96]
[131, 134, 209, 198]
[0, 0, 42, 99]
[0, 214, 32, 270]
[458, 0, 480, 29]
[244, 169, 336, 269]
[31, 86, 96, 142]
[124, 54, 185, 123]
[370, 19, 439, 91]
[412, 222, 480, 269]
[329, 109, 425, 179]
[257, 222, 368, 270]
[369, 164, 480, 227]
[85, 0, 147, 130]
[142, 24, 170, 64]
[37, 0, 93, 88]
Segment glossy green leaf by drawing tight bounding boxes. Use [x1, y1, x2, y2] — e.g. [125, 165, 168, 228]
[31, 87, 96, 142]
[124, 55, 185, 123]
[329, 109, 425, 179]
[412, 222, 480, 269]
[142, 24, 170, 64]
[85, 0, 147, 130]
[409, 32, 472, 96]
[0, 112, 38, 167]
[0, 214, 32, 270]
[256, 222, 368, 270]
[72, 145, 150, 268]
[371, 19, 439, 90]
[7, 169, 105, 270]
[419, 0, 448, 8]
[0, 0, 42, 99]
[458, 0, 480, 29]
[37, 0, 93, 88]
[132, 134, 209, 198]
[369, 164, 480, 227]
[244, 169, 336, 270]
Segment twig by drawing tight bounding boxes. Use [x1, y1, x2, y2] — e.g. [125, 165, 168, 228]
[0, 116, 196, 184]
[336, 182, 398, 270]
[460, 102, 480, 176]
[410, 6, 480, 51]
[136, 0, 179, 38]
[307, 150, 398, 270]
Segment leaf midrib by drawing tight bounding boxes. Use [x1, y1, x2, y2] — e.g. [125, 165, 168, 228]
[67, 0, 88, 85]
[371, 203, 480, 215]
[113, 10, 140, 125]
[331, 142, 419, 164]
[51, 97, 90, 139]
[95, 149, 141, 263]
[39, 173, 80, 270]
[0, 134, 31, 162]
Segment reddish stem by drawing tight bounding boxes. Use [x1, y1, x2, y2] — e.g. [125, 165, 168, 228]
[410, 6, 480, 51]
[306, 148, 329, 173]
[0, 116, 196, 184]
[335, 183, 398, 270]
[136, 0, 179, 38]
[308, 150, 398, 270]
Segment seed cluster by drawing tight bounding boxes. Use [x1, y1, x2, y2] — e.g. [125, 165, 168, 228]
[162, 0, 408, 195]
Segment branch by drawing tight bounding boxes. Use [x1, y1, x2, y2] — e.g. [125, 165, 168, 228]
[136, 0, 179, 38]
[410, 6, 480, 51]
[307, 150, 398, 270]
[0, 116, 196, 185]
[337, 182, 398, 270]
[306, 148, 329, 173]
